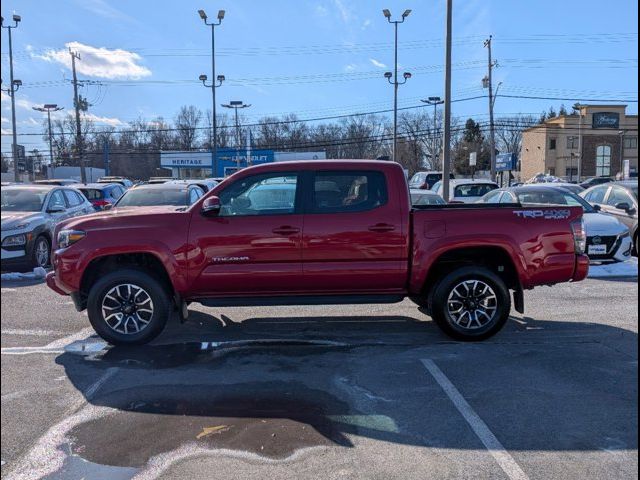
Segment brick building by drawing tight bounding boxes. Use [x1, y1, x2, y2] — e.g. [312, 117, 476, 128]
[521, 105, 638, 182]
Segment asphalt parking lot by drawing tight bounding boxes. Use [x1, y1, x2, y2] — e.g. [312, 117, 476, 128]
[1, 276, 638, 480]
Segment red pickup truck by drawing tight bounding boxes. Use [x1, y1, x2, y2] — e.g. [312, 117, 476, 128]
[47, 161, 589, 345]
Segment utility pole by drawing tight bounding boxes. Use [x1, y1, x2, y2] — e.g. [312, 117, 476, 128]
[382, 9, 412, 163]
[442, 0, 453, 202]
[69, 48, 87, 184]
[484, 35, 497, 182]
[572, 104, 583, 181]
[1, 14, 22, 182]
[198, 9, 225, 177]
[33, 105, 64, 172]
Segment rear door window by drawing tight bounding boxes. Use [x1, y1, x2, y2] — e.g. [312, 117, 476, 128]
[311, 171, 387, 213]
[63, 189, 83, 207]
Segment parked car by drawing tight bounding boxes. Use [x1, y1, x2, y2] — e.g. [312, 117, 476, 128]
[432, 179, 499, 203]
[408, 171, 455, 190]
[547, 182, 584, 195]
[1, 185, 93, 270]
[97, 176, 134, 188]
[410, 189, 446, 206]
[47, 160, 589, 345]
[114, 183, 205, 208]
[33, 179, 80, 186]
[581, 181, 638, 255]
[169, 178, 219, 193]
[480, 185, 633, 263]
[579, 176, 613, 189]
[146, 177, 175, 185]
[77, 183, 127, 211]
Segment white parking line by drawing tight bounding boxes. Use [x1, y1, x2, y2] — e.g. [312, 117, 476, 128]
[1, 327, 95, 355]
[421, 359, 529, 480]
[1, 329, 65, 337]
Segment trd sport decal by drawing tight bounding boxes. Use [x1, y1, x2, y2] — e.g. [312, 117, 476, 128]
[513, 209, 571, 220]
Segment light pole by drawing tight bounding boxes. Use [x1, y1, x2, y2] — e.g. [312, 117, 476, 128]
[421, 96, 444, 168]
[442, 0, 453, 202]
[222, 101, 252, 148]
[382, 8, 411, 163]
[198, 8, 225, 177]
[32, 104, 64, 171]
[572, 103, 583, 181]
[619, 130, 625, 178]
[2, 14, 22, 182]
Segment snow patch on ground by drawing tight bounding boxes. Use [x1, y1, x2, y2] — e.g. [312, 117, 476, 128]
[0, 267, 47, 281]
[589, 258, 638, 278]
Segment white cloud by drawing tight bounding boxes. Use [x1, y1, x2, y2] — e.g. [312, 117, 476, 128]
[332, 0, 351, 22]
[34, 42, 151, 79]
[83, 113, 123, 127]
[314, 4, 328, 17]
[361, 19, 372, 30]
[369, 58, 387, 69]
[1, 117, 9, 124]
[1, 128, 12, 135]
[344, 64, 358, 72]
[74, 0, 135, 23]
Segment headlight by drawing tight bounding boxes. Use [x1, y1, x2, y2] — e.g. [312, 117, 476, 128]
[57, 230, 86, 249]
[2, 233, 29, 247]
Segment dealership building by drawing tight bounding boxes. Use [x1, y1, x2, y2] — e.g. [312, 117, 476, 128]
[159, 149, 326, 178]
[521, 104, 638, 182]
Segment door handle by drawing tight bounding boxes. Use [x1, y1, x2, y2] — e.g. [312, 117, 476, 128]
[368, 223, 395, 232]
[272, 226, 300, 235]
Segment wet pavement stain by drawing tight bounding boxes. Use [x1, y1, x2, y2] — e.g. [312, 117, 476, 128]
[67, 382, 354, 467]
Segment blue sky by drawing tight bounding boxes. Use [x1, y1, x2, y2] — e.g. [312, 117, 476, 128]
[1, 0, 638, 154]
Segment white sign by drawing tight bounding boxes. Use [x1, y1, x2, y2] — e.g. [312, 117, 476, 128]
[160, 151, 212, 169]
[469, 152, 477, 166]
[623, 159, 630, 180]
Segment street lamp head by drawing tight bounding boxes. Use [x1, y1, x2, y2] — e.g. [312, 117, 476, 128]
[402, 9, 411, 18]
[44, 104, 58, 109]
[428, 96, 441, 102]
[230, 100, 243, 106]
[216, 74, 225, 82]
[217, 10, 225, 20]
[199, 74, 208, 82]
[403, 72, 412, 79]
[32, 106, 45, 112]
[384, 71, 392, 79]
[198, 9, 207, 20]
[13, 79, 22, 86]
[12, 14, 21, 23]
[382, 9, 391, 18]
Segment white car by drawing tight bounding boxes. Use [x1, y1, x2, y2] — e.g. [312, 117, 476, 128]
[1, 185, 94, 270]
[409, 189, 446, 206]
[480, 185, 633, 263]
[432, 179, 499, 203]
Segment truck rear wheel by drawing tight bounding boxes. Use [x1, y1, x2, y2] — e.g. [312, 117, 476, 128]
[429, 266, 511, 341]
[87, 269, 170, 345]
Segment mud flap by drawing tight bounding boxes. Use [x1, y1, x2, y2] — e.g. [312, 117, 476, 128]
[513, 288, 524, 314]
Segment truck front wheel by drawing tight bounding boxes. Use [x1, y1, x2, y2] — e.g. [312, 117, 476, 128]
[429, 266, 511, 341]
[87, 269, 170, 345]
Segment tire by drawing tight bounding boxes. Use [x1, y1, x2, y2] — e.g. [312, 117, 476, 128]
[429, 266, 511, 341]
[87, 268, 170, 345]
[30, 235, 50, 269]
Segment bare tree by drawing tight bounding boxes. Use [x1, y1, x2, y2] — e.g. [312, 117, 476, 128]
[174, 105, 203, 149]
[495, 115, 536, 163]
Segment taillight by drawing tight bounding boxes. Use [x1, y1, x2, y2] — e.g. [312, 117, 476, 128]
[571, 218, 586, 255]
[92, 200, 110, 210]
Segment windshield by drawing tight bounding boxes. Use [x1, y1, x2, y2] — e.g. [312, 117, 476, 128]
[1, 189, 47, 212]
[516, 189, 596, 213]
[454, 184, 497, 198]
[79, 189, 104, 200]
[411, 193, 445, 206]
[115, 188, 188, 207]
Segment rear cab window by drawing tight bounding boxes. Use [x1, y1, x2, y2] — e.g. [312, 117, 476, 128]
[311, 171, 388, 213]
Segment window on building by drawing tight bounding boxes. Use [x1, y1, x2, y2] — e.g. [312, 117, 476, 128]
[550, 138, 557, 150]
[565, 167, 578, 178]
[624, 136, 638, 149]
[548, 168, 556, 176]
[595, 145, 612, 176]
[567, 136, 579, 149]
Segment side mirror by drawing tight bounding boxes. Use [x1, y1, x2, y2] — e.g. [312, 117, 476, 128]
[615, 202, 634, 213]
[103, 204, 113, 211]
[201, 196, 221, 217]
[47, 205, 65, 214]
[592, 204, 601, 212]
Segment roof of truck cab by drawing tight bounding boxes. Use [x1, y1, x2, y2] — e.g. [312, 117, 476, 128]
[234, 160, 403, 174]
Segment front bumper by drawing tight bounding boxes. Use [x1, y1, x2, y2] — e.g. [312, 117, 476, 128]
[1, 231, 37, 271]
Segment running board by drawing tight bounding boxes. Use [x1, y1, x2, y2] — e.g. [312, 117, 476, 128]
[199, 294, 405, 307]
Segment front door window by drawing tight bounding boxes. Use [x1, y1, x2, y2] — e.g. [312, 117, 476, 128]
[595, 145, 612, 176]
